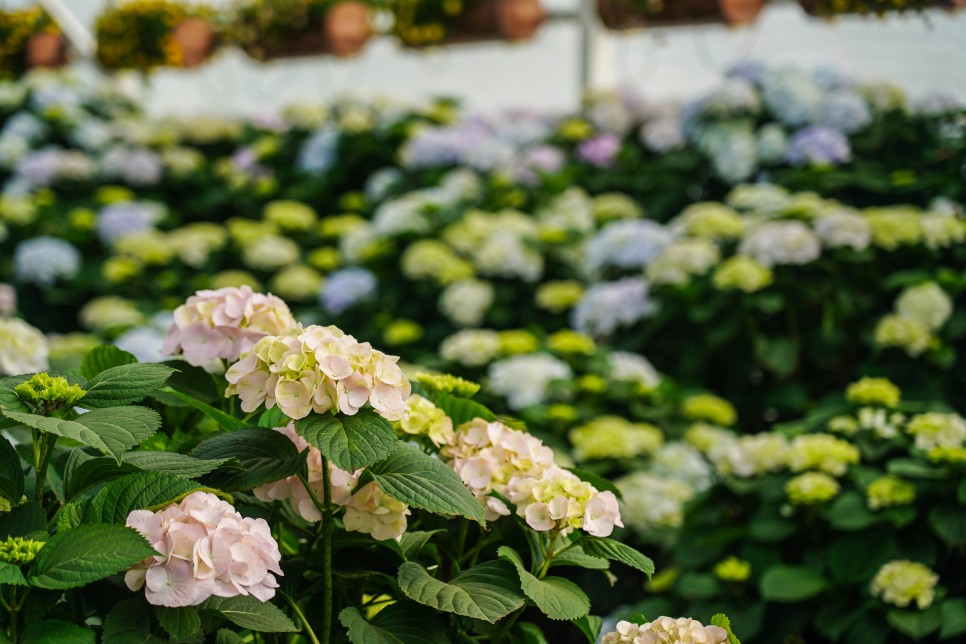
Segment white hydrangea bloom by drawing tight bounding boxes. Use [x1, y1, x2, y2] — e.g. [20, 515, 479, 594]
[739, 220, 822, 267]
[487, 353, 572, 410]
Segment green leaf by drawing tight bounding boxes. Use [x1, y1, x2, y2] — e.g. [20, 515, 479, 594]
[21, 620, 95, 644]
[549, 545, 609, 571]
[434, 393, 497, 426]
[191, 428, 304, 491]
[160, 388, 248, 431]
[123, 452, 230, 479]
[0, 375, 30, 414]
[295, 410, 398, 472]
[103, 599, 159, 644]
[79, 345, 138, 379]
[156, 606, 202, 640]
[710, 613, 741, 644]
[200, 596, 297, 632]
[80, 363, 174, 409]
[64, 451, 137, 501]
[0, 562, 27, 586]
[573, 615, 603, 643]
[86, 471, 204, 524]
[940, 598, 966, 639]
[929, 505, 966, 545]
[827, 532, 894, 585]
[565, 468, 622, 500]
[580, 538, 654, 578]
[0, 435, 23, 505]
[3, 407, 161, 463]
[258, 406, 290, 428]
[515, 622, 550, 644]
[399, 530, 445, 561]
[754, 336, 798, 378]
[887, 605, 942, 640]
[759, 565, 827, 602]
[366, 444, 485, 524]
[215, 631, 246, 644]
[498, 546, 590, 621]
[340, 603, 449, 644]
[887, 459, 947, 479]
[27, 524, 155, 590]
[397, 560, 525, 623]
[824, 491, 880, 531]
[0, 501, 46, 539]
[160, 360, 219, 404]
[677, 573, 722, 599]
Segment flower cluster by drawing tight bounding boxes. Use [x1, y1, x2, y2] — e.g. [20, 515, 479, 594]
[875, 282, 953, 357]
[0, 317, 47, 375]
[870, 560, 939, 609]
[163, 285, 297, 367]
[225, 324, 411, 421]
[442, 418, 622, 537]
[601, 617, 729, 644]
[125, 492, 283, 607]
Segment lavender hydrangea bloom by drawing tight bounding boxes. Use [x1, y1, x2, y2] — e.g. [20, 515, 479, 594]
[2, 112, 46, 141]
[819, 90, 872, 133]
[97, 201, 165, 244]
[762, 69, 823, 127]
[697, 123, 758, 183]
[100, 147, 163, 185]
[572, 278, 658, 337]
[297, 126, 340, 173]
[401, 121, 512, 171]
[786, 126, 852, 167]
[514, 145, 564, 185]
[320, 268, 377, 314]
[14, 148, 62, 187]
[584, 220, 672, 274]
[14, 236, 81, 286]
[577, 133, 621, 168]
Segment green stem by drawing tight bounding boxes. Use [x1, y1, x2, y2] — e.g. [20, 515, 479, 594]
[32, 430, 57, 502]
[282, 592, 321, 644]
[320, 456, 333, 644]
[6, 587, 18, 644]
[490, 606, 523, 643]
[535, 532, 560, 578]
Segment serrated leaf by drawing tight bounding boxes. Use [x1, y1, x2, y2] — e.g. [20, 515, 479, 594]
[160, 388, 248, 431]
[366, 444, 485, 524]
[397, 560, 525, 623]
[0, 435, 23, 504]
[573, 614, 603, 643]
[0, 501, 46, 539]
[3, 407, 161, 463]
[156, 606, 202, 640]
[65, 451, 137, 500]
[258, 406, 290, 428]
[80, 363, 174, 409]
[27, 524, 155, 590]
[80, 346, 138, 379]
[498, 546, 590, 621]
[710, 613, 741, 644]
[123, 452, 230, 478]
[0, 375, 30, 413]
[580, 538, 654, 578]
[215, 630, 246, 644]
[21, 620, 95, 644]
[104, 599, 159, 644]
[200, 595, 297, 632]
[161, 360, 219, 404]
[434, 393, 497, 426]
[549, 545, 609, 571]
[57, 502, 84, 533]
[0, 561, 27, 585]
[295, 410, 399, 472]
[399, 530, 445, 561]
[191, 428, 303, 491]
[759, 565, 827, 602]
[86, 471, 204, 524]
[340, 603, 449, 644]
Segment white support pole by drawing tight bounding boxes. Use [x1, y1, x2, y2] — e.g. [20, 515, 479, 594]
[37, 0, 96, 59]
[577, 0, 617, 99]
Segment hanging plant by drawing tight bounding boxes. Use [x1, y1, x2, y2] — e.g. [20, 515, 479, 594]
[798, 0, 964, 17]
[390, 0, 544, 49]
[0, 5, 66, 77]
[95, 0, 218, 73]
[229, 0, 372, 61]
[597, 0, 765, 30]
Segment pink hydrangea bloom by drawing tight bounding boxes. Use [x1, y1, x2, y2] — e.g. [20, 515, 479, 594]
[125, 492, 282, 607]
[163, 286, 297, 367]
[601, 617, 729, 644]
[225, 325, 411, 422]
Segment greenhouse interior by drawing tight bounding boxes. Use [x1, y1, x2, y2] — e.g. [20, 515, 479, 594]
[0, 0, 964, 642]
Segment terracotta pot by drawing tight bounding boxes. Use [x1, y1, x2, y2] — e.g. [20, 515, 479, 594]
[25, 32, 68, 69]
[598, 0, 764, 29]
[798, 0, 965, 16]
[447, 0, 545, 44]
[173, 18, 216, 68]
[323, 1, 372, 56]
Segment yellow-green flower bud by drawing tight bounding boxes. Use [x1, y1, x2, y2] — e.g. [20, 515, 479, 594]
[681, 394, 737, 427]
[15, 373, 86, 410]
[415, 372, 481, 398]
[846, 377, 901, 408]
[0, 537, 44, 565]
[713, 556, 751, 582]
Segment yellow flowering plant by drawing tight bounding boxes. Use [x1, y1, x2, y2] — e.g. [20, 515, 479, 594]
[0, 5, 59, 77]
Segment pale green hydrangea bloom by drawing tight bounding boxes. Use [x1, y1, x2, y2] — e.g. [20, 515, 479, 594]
[712, 256, 773, 293]
[569, 416, 663, 460]
[269, 265, 323, 301]
[785, 471, 841, 505]
[874, 314, 932, 357]
[713, 556, 751, 582]
[672, 202, 745, 239]
[79, 296, 146, 333]
[547, 330, 596, 355]
[846, 377, 901, 408]
[895, 282, 953, 332]
[681, 394, 737, 427]
[787, 434, 860, 476]
[906, 412, 966, 451]
[263, 200, 317, 231]
[864, 207, 923, 250]
[399, 394, 454, 447]
[866, 476, 915, 510]
[870, 560, 938, 609]
[535, 281, 584, 312]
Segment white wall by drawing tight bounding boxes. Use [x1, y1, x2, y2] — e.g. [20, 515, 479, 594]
[29, 0, 966, 115]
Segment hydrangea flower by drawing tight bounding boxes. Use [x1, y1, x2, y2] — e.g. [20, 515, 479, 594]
[762, 68, 823, 126]
[100, 146, 163, 185]
[297, 125, 340, 173]
[572, 279, 657, 337]
[0, 284, 15, 318]
[576, 133, 621, 167]
[787, 434, 860, 476]
[640, 116, 685, 153]
[895, 282, 952, 332]
[681, 394, 737, 426]
[813, 209, 871, 251]
[608, 351, 662, 390]
[819, 90, 872, 133]
[846, 377, 900, 408]
[785, 472, 840, 505]
[14, 236, 81, 286]
[739, 220, 822, 267]
[874, 314, 931, 357]
[712, 256, 773, 293]
[487, 354, 572, 410]
[906, 412, 966, 451]
[438, 279, 494, 327]
[0, 318, 48, 376]
[713, 433, 788, 478]
[96, 201, 165, 245]
[125, 492, 282, 607]
[400, 394, 454, 447]
[645, 239, 720, 287]
[225, 324, 411, 421]
[866, 476, 916, 510]
[786, 126, 852, 167]
[163, 286, 297, 367]
[870, 561, 938, 609]
[569, 416, 663, 460]
[584, 220, 672, 274]
[601, 617, 728, 644]
[439, 330, 501, 367]
[319, 268, 377, 315]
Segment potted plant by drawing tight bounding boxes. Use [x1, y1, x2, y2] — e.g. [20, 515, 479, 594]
[0, 5, 67, 76]
[389, 0, 545, 48]
[798, 0, 965, 17]
[95, 0, 218, 73]
[230, 0, 372, 61]
[597, 0, 765, 30]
